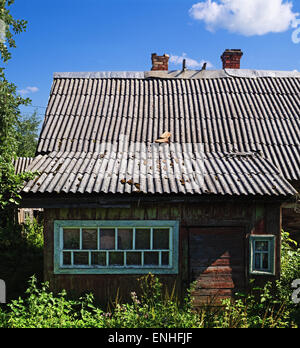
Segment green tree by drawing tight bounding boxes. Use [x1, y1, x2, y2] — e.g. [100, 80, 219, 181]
[16, 110, 40, 157]
[0, 1, 35, 231]
[0, 0, 28, 63]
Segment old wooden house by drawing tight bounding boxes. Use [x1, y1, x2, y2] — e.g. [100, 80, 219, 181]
[19, 50, 300, 305]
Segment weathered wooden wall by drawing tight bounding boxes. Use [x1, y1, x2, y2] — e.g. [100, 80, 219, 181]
[43, 200, 282, 307]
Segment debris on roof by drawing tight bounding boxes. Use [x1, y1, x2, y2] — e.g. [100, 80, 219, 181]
[21, 149, 297, 196]
[155, 132, 171, 144]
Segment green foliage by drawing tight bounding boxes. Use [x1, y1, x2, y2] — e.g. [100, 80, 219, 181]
[0, 268, 298, 328]
[274, 230, 300, 324]
[0, 1, 37, 232]
[15, 111, 40, 157]
[0, 72, 32, 210]
[0, 1, 41, 305]
[0, 218, 43, 301]
[0, 0, 27, 63]
[208, 282, 295, 328]
[2, 276, 105, 328]
[21, 217, 44, 249]
[276, 231, 300, 301]
[0, 215, 43, 249]
[0, 274, 202, 328]
[103, 274, 202, 328]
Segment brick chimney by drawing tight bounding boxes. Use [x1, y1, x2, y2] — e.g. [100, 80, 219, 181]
[151, 53, 169, 71]
[221, 49, 243, 69]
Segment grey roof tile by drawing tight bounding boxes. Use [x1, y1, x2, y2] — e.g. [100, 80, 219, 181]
[13, 157, 34, 174]
[23, 70, 300, 196]
[22, 148, 296, 196]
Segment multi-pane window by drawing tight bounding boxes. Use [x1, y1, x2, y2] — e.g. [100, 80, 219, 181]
[54, 221, 179, 274]
[250, 235, 275, 275]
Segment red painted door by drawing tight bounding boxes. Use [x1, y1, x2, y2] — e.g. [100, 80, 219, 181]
[189, 227, 246, 306]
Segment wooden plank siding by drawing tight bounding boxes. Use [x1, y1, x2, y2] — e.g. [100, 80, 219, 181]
[43, 201, 282, 307]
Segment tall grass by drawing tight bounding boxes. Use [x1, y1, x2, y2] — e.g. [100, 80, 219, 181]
[0, 272, 298, 328]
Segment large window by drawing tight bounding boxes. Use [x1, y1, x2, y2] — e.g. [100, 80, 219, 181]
[249, 235, 275, 275]
[54, 220, 179, 274]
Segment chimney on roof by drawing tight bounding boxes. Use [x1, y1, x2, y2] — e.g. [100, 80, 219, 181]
[151, 53, 169, 71]
[221, 49, 243, 69]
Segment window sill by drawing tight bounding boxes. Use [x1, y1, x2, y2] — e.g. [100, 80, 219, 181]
[54, 266, 178, 275]
[249, 270, 275, 276]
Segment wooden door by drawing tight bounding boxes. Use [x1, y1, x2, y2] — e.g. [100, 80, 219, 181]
[189, 227, 246, 306]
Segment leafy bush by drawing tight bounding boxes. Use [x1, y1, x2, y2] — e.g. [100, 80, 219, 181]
[277, 231, 300, 301]
[209, 282, 296, 328]
[1, 276, 105, 328]
[0, 271, 298, 328]
[275, 230, 300, 325]
[0, 217, 43, 301]
[21, 217, 44, 250]
[102, 274, 202, 328]
[0, 274, 202, 328]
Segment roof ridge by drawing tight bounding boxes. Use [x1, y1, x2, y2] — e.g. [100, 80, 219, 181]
[53, 69, 300, 80]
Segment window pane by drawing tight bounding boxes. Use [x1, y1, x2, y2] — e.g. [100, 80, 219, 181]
[153, 229, 169, 249]
[74, 252, 89, 265]
[255, 253, 261, 269]
[91, 252, 106, 266]
[255, 241, 268, 252]
[63, 252, 71, 265]
[100, 229, 115, 250]
[63, 228, 80, 249]
[82, 229, 97, 250]
[109, 252, 124, 266]
[135, 229, 150, 249]
[118, 229, 133, 250]
[262, 253, 269, 270]
[126, 252, 141, 266]
[162, 252, 169, 266]
[144, 252, 159, 265]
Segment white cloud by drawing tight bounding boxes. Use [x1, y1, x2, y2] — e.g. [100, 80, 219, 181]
[189, 0, 299, 36]
[18, 86, 39, 95]
[169, 53, 213, 69]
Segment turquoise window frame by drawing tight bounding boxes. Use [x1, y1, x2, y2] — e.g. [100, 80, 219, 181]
[249, 235, 275, 276]
[54, 220, 179, 275]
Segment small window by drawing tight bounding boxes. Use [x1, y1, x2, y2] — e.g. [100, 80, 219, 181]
[249, 235, 275, 275]
[54, 220, 179, 275]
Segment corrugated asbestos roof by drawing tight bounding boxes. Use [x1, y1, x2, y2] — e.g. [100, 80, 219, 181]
[22, 69, 300, 197]
[13, 157, 34, 174]
[36, 71, 300, 182]
[22, 146, 296, 196]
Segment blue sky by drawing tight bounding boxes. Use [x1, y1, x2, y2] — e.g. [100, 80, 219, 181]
[4, 0, 300, 123]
